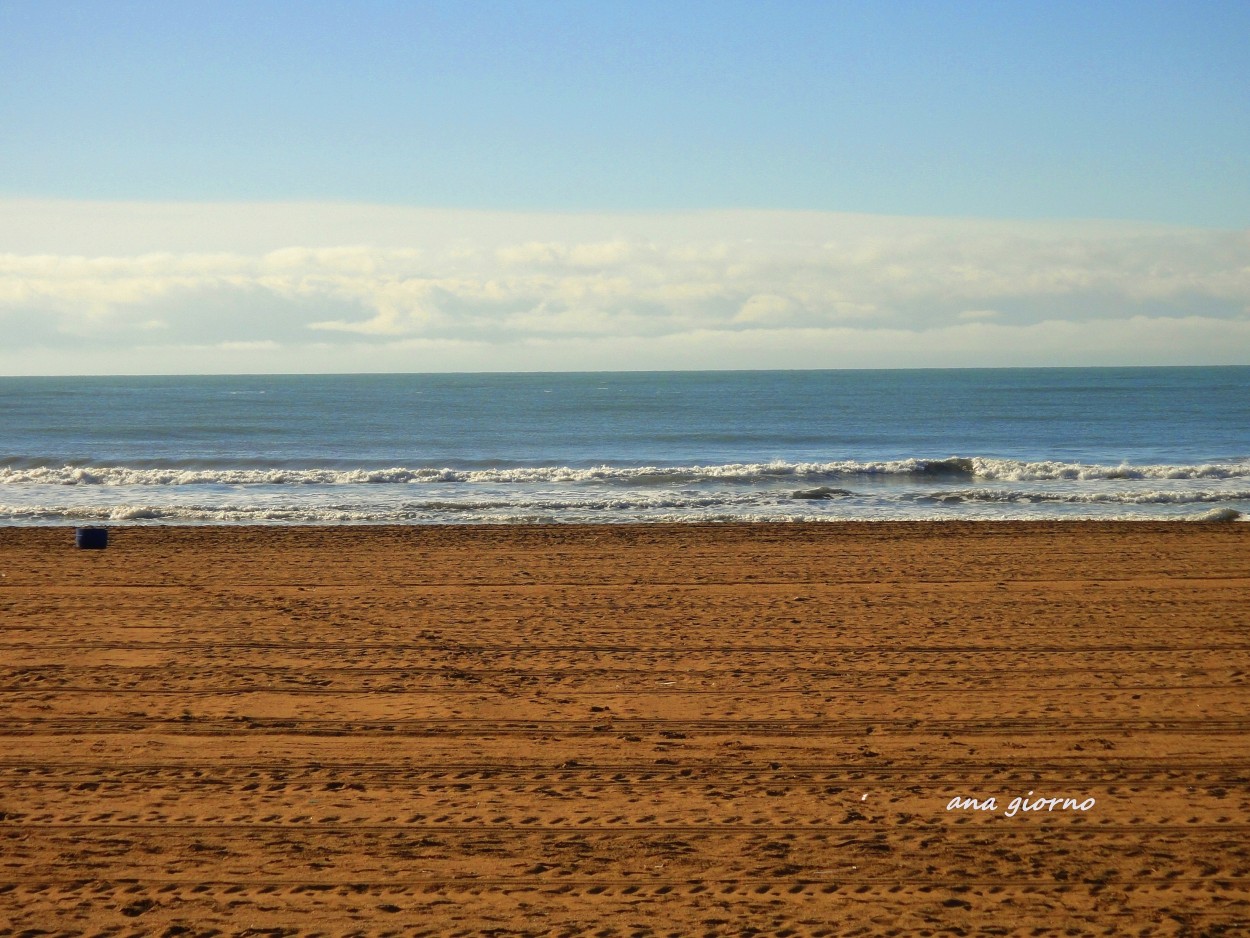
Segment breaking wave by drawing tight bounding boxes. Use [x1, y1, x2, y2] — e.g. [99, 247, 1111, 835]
[917, 488, 1250, 506]
[2, 500, 1243, 525]
[791, 487, 856, 499]
[1189, 508, 1243, 522]
[2, 456, 1247, 487]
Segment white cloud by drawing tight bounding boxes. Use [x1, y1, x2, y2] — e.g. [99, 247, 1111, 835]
[0, 200, 1247, 373]
[216, 340, 281, 351]
[735, 293, 795, 325]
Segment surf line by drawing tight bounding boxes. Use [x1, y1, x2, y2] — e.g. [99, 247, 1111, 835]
[946, 791, 1096, 817]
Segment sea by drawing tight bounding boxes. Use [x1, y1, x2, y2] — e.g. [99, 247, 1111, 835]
[1, 367, 1247, 525]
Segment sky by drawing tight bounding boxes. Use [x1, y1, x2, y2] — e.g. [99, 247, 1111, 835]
[0, 0, 1248, 374]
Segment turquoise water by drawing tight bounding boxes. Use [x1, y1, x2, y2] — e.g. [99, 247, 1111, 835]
[1, 367, 1247, 523]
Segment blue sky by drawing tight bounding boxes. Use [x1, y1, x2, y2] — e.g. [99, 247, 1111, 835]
[0, 0, 1247, 373]
[4, 0, 1248, 222]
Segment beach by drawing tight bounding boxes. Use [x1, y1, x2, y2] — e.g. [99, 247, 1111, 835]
[1, 521, 1248, 935]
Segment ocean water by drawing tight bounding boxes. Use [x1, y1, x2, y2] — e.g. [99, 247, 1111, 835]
[1, 367, 1247, 524]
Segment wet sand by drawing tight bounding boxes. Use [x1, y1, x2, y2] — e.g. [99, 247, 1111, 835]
[1, 522, 1248, 936]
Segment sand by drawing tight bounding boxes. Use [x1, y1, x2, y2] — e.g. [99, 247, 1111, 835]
[1, 521, 1248, 936]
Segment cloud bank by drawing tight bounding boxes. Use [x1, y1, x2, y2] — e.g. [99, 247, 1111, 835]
[0, 201, 1246, 373]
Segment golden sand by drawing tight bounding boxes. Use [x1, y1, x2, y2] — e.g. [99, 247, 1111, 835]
[1, 522, 1248, 935]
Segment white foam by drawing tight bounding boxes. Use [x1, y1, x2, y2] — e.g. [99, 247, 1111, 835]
[4, 456, 1247, 487]
[918, 488, 1250, 506]
[1189, 507, 1243, 522]
[968, 457, 1250, 482]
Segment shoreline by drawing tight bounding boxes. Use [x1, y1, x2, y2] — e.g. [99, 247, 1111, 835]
[2, 521, 1247, 933]
[11, 514, 1249, 530]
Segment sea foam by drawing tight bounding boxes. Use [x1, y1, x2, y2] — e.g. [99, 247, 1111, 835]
[3, 456, 1248, 487]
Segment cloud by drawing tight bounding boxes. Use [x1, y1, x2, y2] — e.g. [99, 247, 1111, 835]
[0, 201, 1247, 373]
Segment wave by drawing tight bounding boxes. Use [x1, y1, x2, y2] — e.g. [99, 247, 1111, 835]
[0, 458, 969, 486]
[2, 501, 1240, 525]
[791, 487, 856, 499]
[1190, 508, 1244, 522]
[2, 456, 1247, 486]
[967, 458, 1250, 482]
[0, 491, 778, 521]
[917, 488, 1250, 506]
